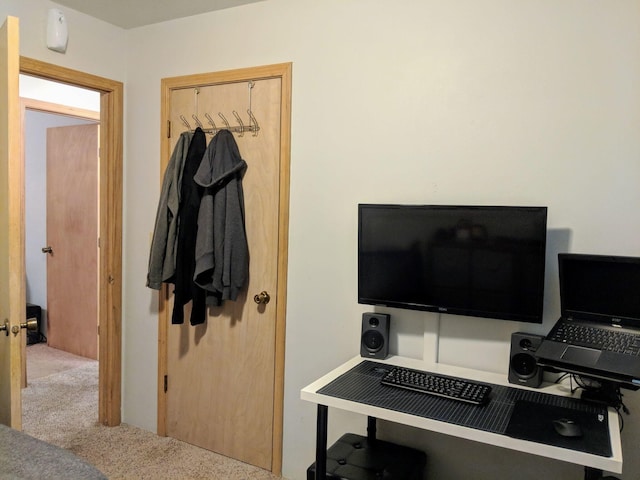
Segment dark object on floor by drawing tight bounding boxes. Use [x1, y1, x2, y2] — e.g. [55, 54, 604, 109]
[0, 424, 107, 479]
[307, 433, 426, 480]
[26, 303, 44, 345]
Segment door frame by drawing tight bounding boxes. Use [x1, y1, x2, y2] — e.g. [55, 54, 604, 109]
[157, 62, 292, 474]
[19, 57, 123, 427]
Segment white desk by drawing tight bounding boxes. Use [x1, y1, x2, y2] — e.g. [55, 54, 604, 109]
[301, 355, 623, 479]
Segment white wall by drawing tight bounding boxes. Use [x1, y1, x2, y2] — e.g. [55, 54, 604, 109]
[20, 75, 101, 111]
[124, 1, 640, 479]
[1, 0, 126, 79]
[4, 0, 640, 479]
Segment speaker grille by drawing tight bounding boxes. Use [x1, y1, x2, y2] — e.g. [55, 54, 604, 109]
[362, 330, 384, 352]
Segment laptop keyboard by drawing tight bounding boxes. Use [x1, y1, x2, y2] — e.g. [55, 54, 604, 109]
[550, 323, 640, 356]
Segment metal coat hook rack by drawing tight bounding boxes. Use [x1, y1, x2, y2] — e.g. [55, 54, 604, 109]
[179, 81, 260, 136]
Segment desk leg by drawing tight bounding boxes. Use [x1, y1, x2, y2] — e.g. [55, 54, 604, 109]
[584, 467, 603, 480]
[367, 416, 377, 442]
[315, 404, 328, 480]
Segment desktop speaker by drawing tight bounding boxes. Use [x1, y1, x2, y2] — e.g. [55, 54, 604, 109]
[360, 313, 390, 360]
[508, 332, 544, 388]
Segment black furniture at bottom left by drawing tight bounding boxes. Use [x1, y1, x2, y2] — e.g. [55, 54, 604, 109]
[307, 430, 426, 480]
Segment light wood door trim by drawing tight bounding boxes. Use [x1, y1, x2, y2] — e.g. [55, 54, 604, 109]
[21, 98, 99, 121]
[0, 16, 24, 428]
[19, 57, 123, 427]
[157, 62, 291, 474]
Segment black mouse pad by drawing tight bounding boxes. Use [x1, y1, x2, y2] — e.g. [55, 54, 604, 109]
[505, 400, 611, 457]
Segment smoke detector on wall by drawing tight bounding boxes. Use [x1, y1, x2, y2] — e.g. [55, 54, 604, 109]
[47, 8, 68, 53]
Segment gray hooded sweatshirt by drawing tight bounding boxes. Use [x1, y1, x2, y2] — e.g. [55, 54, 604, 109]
[147, 131, 193, 289]
[193, 129, 249, 305]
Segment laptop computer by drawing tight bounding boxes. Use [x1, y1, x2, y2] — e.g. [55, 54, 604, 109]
[535, 253, 640, 387]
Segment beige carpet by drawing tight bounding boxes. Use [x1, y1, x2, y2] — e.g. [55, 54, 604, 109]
[26, 343, 95, 380]
[22, 345, 285, 480]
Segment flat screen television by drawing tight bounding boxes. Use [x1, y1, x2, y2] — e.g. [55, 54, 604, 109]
[358, 204, 548, 323]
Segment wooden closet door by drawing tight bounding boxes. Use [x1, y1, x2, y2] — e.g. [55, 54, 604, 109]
[46, 124, 99, 359]
[164, 76, 284, 470]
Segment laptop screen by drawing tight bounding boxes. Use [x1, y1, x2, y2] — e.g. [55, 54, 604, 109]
[559, 253, 640, 324]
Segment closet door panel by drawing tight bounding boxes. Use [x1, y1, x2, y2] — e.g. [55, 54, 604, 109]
[46, 124, 99, 360]
[165, 77, 282, 470]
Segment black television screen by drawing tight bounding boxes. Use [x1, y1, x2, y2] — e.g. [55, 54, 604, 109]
[358, 204, 548, 323]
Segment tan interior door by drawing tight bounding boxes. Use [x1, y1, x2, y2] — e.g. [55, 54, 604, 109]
[46, 124, 99, 359]
[0, 16, 24, 428]
[163, 67, 290, 471]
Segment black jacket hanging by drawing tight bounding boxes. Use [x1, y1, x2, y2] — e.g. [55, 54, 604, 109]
[172, 127, 207, 325]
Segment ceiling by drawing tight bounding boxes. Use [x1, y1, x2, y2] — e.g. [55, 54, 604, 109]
[52, 0, 266, 29]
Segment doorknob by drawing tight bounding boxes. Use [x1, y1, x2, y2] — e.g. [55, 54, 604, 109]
[253, 291, 271, 305]
[21, 319, 38, 332]
[2, 319, 37, 337]
[42, 246, 53, 254]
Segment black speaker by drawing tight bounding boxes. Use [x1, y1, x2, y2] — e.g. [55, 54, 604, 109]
[508, 332, 544, 388]
[360, 313, 390, 359]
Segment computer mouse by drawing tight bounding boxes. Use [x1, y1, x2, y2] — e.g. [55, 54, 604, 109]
[552, 418, 583, 438]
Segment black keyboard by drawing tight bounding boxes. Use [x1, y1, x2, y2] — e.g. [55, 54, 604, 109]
[380, 366, 492, 405]
[550, 322, 640, 355]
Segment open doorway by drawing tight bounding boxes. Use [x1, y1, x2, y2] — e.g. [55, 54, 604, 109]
[20, 77, 101, 425]
[20, 75, 100, 374]
[19, 57, 123, 427]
